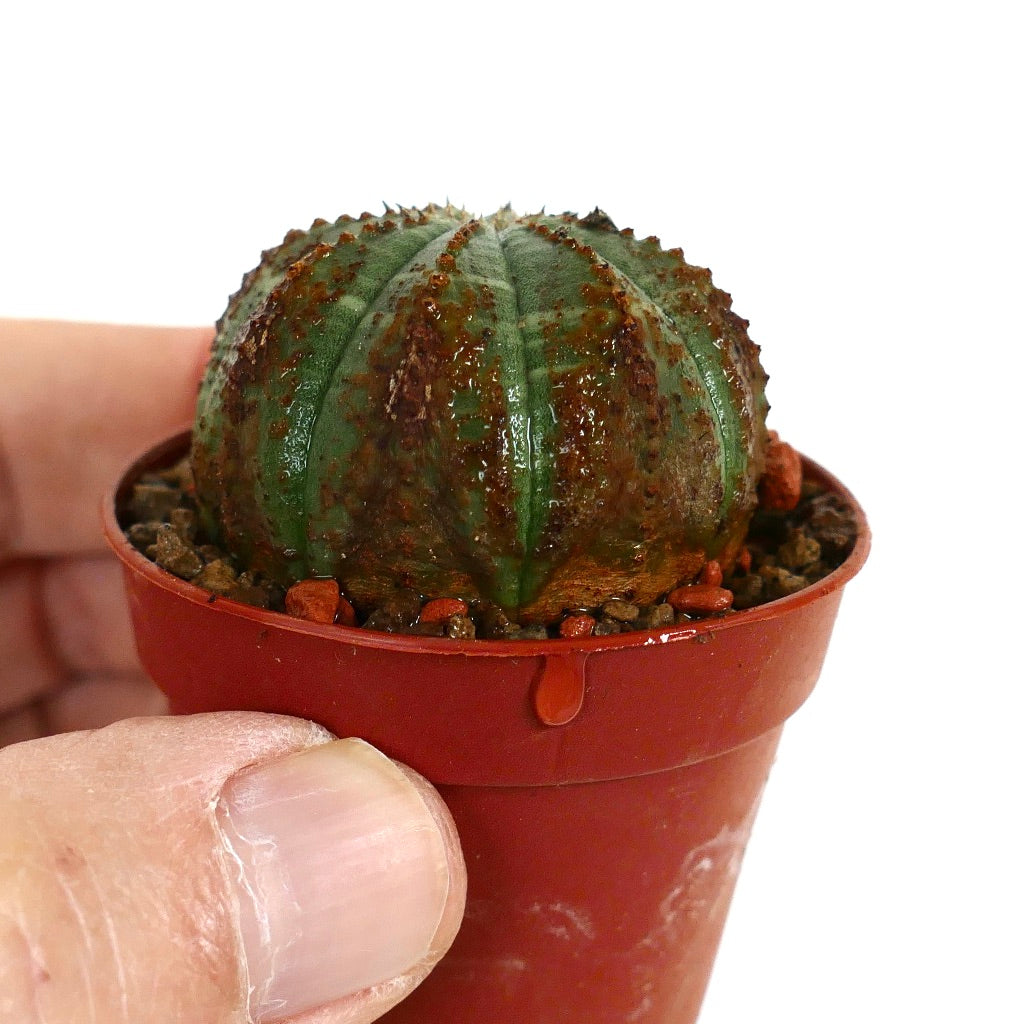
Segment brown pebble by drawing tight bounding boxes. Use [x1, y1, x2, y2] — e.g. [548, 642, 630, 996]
[805, 493, 857, 560]
[593, 619, 622, 636]
[169, 507, 197, 542]
[147, 524, 202, 579]
[777, 529, 822, 572]
[131, 482, 181, 523]
[667, 584, 734, 616]
[515, 625, 550, 640]
[194, 559, 238, 596]
[758, 565, 809, 601]
[801, 560, 832, 583]
[379, 589, 423, 619]
[445, 614, 476, 640]
[265, 582, 287, 612]
[699, 560, 723, 587]
[559, 614, 596, 638]
[228, 582, 270, 608]
[635, 603, 675, 630]
[362, 609, 400, 632]
[154, 457, 194, 493]
[364, 589, 422, 633]
[601, 599, 640, 622]
[127, 520, 161, 551]
[477, 603, 517, 639]
[286, 579, 340, 624]
[420, 598, 470, 623]
[758, 436, 802, 511]
[730, 573, 765, 610]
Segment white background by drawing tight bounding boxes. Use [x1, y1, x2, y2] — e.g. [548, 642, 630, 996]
[2, 1, 1020, 1020]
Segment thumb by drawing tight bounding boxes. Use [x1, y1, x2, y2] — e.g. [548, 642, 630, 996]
[0, 713, 465, 1024]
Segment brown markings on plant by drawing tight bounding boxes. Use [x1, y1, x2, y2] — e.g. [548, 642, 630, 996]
[325, 219, 494, 608]
[656, 248, 769, 504]
[428, 234, 522, 590]
[513, 218, 668, 617]
[584, 212, 764, 563]
[513, 215, 732, 618]
[211, 235, 360, 577]
[383, 318, 445, 444]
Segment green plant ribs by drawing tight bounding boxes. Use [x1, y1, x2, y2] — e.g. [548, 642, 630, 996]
[192, 205, 769, 623]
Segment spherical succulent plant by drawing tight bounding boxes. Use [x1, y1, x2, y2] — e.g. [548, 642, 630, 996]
[192, 205, 769, 624]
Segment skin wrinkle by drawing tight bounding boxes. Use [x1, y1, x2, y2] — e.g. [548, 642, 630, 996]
[79, 858, 128, 1024]
[2, 795, 109, 1024]
[50, 871, 99, 1024]
[212, 799, 258, 1021]
[0, 715, 339, 1023]
[199, 720, 337, 1023]
[1, 850, 83, 1024]
[213, 799, 289, 1021]
[0, 910, 45, 1024]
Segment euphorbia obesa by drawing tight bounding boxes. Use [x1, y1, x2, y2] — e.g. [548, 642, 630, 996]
[192, 205, 768, 623]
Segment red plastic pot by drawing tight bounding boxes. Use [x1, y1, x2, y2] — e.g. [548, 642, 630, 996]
[104, 430, 869, 1024]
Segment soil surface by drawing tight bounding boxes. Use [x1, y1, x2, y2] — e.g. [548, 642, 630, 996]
[122, 449, 858, 640]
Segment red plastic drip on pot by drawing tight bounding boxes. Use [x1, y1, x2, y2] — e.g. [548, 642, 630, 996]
[533, 653, 588, 726]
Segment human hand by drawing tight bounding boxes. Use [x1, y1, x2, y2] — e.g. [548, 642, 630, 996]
[0, 713, 465, 1022]
[0, 319, 210, 742]
[0, 321, 466, 1022]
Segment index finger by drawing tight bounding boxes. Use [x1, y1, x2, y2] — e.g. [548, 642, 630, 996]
[0, 320, 212, 557]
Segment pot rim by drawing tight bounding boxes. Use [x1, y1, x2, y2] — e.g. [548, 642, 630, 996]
[103, 428, 870, 659]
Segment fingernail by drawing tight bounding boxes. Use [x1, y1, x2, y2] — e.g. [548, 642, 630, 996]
[218, 738, 457, 1022]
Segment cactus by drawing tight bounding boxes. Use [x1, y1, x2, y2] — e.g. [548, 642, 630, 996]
[192, 205, 769, 624]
